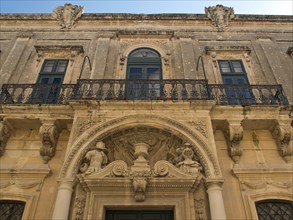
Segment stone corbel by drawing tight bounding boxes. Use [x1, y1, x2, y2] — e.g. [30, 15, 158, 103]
[0, 119, 11, 157]
[243, 52, 251, 68]
[271, 120, 292, 163]
[39, 120, 61, 163]
[209, 51, 217, 67]
[131, 172, 150, 202]
[287, 47, 293, 58]
[224, 120, 243, 163]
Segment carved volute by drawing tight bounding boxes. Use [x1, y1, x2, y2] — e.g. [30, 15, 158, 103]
[77, 126, 204, 203]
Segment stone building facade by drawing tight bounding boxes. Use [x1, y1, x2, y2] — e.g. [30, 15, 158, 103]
[0, 4, 292, 220]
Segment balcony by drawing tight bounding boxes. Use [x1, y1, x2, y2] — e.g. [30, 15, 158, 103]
[0, 80, 289, 106]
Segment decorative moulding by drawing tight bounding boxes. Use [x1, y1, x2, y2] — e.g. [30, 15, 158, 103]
[34, 45, 84, 65]
[52, 3, 84, 30]
[205, 5, 235, 32]
[205, 46, 251, 54]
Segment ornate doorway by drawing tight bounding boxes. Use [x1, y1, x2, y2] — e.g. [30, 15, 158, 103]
[105, 210, 174, 220]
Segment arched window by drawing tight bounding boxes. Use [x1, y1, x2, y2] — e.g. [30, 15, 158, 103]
[126, 48, 162, 99]
[0, 200, 25, 220]
[256, 200, 293, 220]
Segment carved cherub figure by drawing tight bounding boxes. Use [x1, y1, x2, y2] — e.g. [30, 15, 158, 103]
[82, 141, 108, 175]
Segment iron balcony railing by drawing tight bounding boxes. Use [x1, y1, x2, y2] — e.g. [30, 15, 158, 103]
[0, 80, 289, 106]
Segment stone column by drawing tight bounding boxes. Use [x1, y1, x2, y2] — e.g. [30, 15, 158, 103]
[52, 180, 74, 220]
[206, 180, 227, 220]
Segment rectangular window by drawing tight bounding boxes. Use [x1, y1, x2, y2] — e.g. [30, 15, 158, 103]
[218, 60, 254, 105]
[32, 59, 68, 104]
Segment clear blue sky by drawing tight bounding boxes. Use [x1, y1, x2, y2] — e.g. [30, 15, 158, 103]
[0, 0, 292, 15]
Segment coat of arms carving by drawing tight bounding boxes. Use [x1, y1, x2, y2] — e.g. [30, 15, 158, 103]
[205, 5, 235, 32]
[52, 4, 84, 29]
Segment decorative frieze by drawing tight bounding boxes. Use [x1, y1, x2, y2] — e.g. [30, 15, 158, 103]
[205, 5, 235, 32]
[0, 119, 11, 157]
[224, 120, 243, 163]
[52, 3, 84, 29]
[271, 121, 292, 163]
[187, 120, 208, 138]
[39, 120, 61, 163]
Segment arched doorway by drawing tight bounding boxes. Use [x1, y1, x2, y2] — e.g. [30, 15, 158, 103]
[53, 115, 224, 220]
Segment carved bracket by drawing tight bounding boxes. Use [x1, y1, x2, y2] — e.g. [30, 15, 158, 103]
[130, 171, 151, 202]
[224, 120, 243, 163]
[39, 120, 60, 163]
[271, 121, 292, 163]
[0, 119, 11, 157]
[205, 5, 235, 32]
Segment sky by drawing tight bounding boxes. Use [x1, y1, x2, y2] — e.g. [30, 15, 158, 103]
[0, 0, 292, 15]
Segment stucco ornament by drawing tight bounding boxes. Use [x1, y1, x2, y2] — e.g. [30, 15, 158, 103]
[80, 141, 109, 175]
[52, 4, 84, 29]
[205, 5, 235, 31]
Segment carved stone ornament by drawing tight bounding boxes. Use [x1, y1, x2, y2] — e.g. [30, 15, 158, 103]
[224, 121, 243, 163]
[52, 4, 84, 29]
[39, 120, 60, 163]
[287, 47, 293, 58]
[0, 120, 11, 157]
[78, 140, 203, 202]
[272, 122, 292, 163]
[205, 5, 235, 32]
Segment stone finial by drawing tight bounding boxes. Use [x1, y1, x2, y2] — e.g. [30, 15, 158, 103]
[52, 3, 84, 29]
[39, 120, 60, 163]
[205, 5, 235, 32]
[0, 119, 11, 157]
[271, 121, 292, 163]
[224, 120, 243, 163]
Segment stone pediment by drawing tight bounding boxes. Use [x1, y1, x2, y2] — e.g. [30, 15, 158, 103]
[78, 141, 203, 201]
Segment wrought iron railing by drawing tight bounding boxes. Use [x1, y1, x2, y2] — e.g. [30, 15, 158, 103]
[72, 79, 209, 101]
[0, 80, 289, 106]
[208, 84, 289, 105]
[0, 83, 76, 104]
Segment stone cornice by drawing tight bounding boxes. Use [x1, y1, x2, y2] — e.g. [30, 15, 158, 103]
[0, 13, 292, 22]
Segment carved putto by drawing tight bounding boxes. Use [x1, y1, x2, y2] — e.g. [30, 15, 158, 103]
[205, 5, 235, 31]
[52, 4, 84, 29]
[80, 141, 109, 175]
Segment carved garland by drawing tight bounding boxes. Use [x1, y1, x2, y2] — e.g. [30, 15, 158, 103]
[60, 115, 220, 179]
